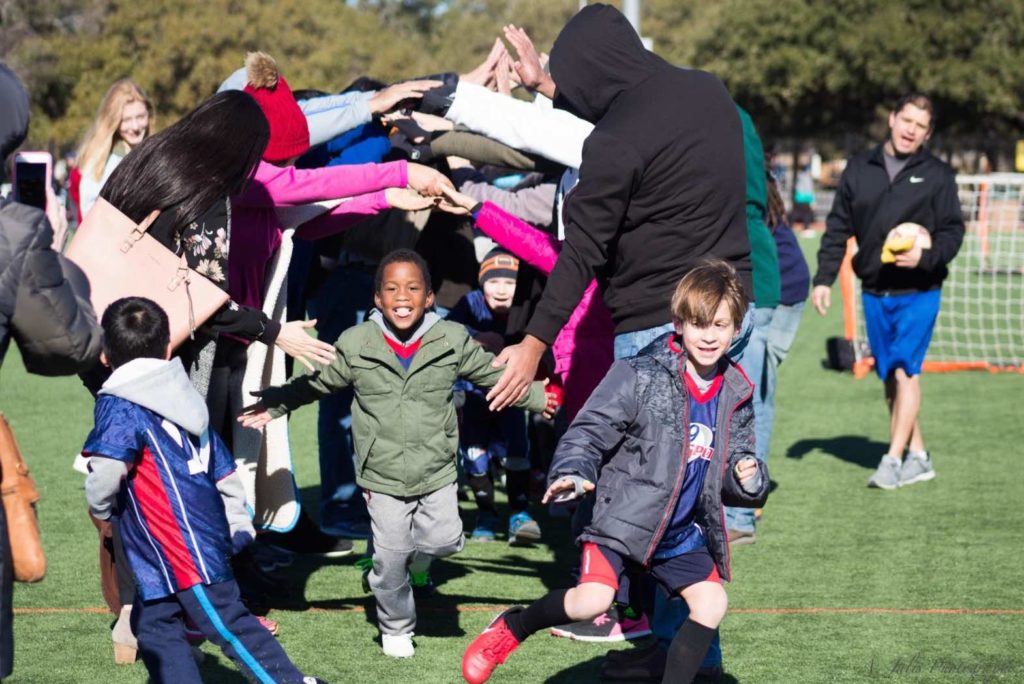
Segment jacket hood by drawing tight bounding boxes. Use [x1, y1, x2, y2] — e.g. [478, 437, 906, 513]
[549, 3, 663, 123]
[639, 332, 753, 400]
[99, 358, 210, 436]
[368, 309, 441, 346]
[0, 63, 30, 163]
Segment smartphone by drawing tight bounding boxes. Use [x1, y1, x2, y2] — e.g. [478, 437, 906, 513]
[13, 151, 53, 210]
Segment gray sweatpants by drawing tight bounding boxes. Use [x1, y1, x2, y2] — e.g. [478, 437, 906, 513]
[364, 482, 465, 635]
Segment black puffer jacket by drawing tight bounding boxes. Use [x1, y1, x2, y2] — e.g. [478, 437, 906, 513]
[550, 333, 768, 581]
[525, 3, 751, 341]
[0, 201, 101, 374]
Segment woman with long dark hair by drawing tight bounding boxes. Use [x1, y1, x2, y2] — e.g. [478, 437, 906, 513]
[101, 89, 339, 390]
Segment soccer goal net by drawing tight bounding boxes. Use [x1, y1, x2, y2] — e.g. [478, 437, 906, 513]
[840, 173, 1024, 375]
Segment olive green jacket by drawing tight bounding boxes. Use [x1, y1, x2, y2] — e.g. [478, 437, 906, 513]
[260, 318, 547, 497]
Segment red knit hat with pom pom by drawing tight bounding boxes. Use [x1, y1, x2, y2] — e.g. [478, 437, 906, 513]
[243, 51, 309, 163]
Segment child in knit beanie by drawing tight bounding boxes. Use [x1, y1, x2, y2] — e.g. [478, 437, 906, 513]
[447, 248, 554, 545]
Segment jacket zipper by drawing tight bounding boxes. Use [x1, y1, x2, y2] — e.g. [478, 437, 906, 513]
[642, 355, 691, 566]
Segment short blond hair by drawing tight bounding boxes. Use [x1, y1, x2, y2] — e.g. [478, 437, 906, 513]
[670, 259, 746, 329]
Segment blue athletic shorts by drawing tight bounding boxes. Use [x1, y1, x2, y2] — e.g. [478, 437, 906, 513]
[861, 289, 941, 379]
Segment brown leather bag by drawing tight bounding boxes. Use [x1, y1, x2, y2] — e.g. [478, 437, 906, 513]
[0, 414, 46, 583]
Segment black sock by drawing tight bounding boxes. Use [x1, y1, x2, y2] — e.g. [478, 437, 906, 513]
[663, 619, 717, 684]
[468, 474, 495, 514]
[506, 469, 530, 512]
[504, 589, 571, 641]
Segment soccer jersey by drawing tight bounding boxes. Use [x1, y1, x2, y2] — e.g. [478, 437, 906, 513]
[654, 369, 723, 559]
[83, 395, 236, 600]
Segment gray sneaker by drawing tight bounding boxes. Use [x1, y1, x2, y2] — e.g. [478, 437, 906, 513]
[867, 455, 902, 490]
[899, 452, 936, 486]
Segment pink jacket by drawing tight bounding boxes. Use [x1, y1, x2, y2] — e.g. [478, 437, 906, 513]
[475, 202, 614, 421]
[230, 160, 407, 310]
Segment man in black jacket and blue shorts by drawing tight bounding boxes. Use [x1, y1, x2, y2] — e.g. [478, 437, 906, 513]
[812, 93, 964, 490]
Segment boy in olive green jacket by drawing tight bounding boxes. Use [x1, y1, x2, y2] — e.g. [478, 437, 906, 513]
[241, 250, 553, 659]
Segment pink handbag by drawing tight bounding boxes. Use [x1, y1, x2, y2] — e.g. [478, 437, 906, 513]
[65, 198, 229, 349]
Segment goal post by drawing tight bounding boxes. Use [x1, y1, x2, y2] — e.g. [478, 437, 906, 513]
[839, 173, 1024, 375]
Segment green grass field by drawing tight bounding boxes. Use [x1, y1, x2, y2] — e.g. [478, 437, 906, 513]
[4, 237, 1023, 683]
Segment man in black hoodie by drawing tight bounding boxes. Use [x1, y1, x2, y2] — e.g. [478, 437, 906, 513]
[812, 93, 964, 491]
[486, 3, 751, 412]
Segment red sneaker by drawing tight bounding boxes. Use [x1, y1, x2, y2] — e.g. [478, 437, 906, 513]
[462, 608, 524, 684]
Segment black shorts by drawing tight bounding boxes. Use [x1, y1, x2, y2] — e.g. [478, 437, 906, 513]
[579, 543, 720, 599]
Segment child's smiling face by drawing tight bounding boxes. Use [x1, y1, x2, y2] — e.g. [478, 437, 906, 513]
[675, 299, 737, 376]
[374, 261, 434, 337]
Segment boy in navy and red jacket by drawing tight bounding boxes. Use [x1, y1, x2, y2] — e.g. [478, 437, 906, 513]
[83, 296, 323, 684]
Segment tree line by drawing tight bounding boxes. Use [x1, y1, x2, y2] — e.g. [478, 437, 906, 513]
[4, 0, 1023, 159]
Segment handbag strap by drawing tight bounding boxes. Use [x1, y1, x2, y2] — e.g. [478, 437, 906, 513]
[119, 209, 162, 254]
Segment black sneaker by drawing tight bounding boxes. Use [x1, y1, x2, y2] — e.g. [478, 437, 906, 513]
[263, 511, 354, 558]
[550, 605, 651, 642]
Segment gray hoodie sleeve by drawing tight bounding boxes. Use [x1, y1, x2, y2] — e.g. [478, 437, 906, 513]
[85, 456, 129, 520]
[216, 470, 255, 544]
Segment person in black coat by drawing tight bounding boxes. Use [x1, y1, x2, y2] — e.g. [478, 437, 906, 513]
[487, 3, 751, 412]
[0, 62, 102, 680]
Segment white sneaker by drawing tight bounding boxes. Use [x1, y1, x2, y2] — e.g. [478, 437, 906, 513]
[382, 633, 415, 658]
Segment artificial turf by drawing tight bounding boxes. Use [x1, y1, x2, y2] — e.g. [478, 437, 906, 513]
[4, 237, 1023, 683]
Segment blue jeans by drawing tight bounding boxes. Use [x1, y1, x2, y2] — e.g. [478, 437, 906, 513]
[308, 266, 375, 531]
[613, 315, 758, 668]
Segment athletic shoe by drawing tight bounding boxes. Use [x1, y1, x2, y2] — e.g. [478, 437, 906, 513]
[462, 608, 524, 684]
[867, 454, 902, 490]
[599, 642, 666, 681]
[257, 615, 279, 637]
[471, 511, 499, 541]
[507, 511, 541, 545]
[382, 633, 415, 658]
[550, 606, 651, 642]
[409, 569, 437, 598]
[303, 678, 329, 684]
[899, 452, 936, 486]
[727, 528, 757, 546]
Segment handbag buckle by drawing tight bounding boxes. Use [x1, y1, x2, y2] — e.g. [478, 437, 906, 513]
[168, 265, 190, 292]
[120, 227, 146, 253]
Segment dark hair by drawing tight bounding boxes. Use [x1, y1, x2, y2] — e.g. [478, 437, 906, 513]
[893, 92, 936, 131]
[765, 162, 786, 230]
[670, 259, 746, 329]
[374, 249, 432, 293]
[101, 297, 170, 368]
[101, 90, 269, 232]
[291, 88, 328, 101]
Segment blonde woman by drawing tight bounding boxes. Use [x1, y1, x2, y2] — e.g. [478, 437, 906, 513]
[77, 79, 153, 218]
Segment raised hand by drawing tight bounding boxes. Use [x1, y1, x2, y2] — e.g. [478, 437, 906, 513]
[503, 24, 556, 99]
[461, 38, 507, 87]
